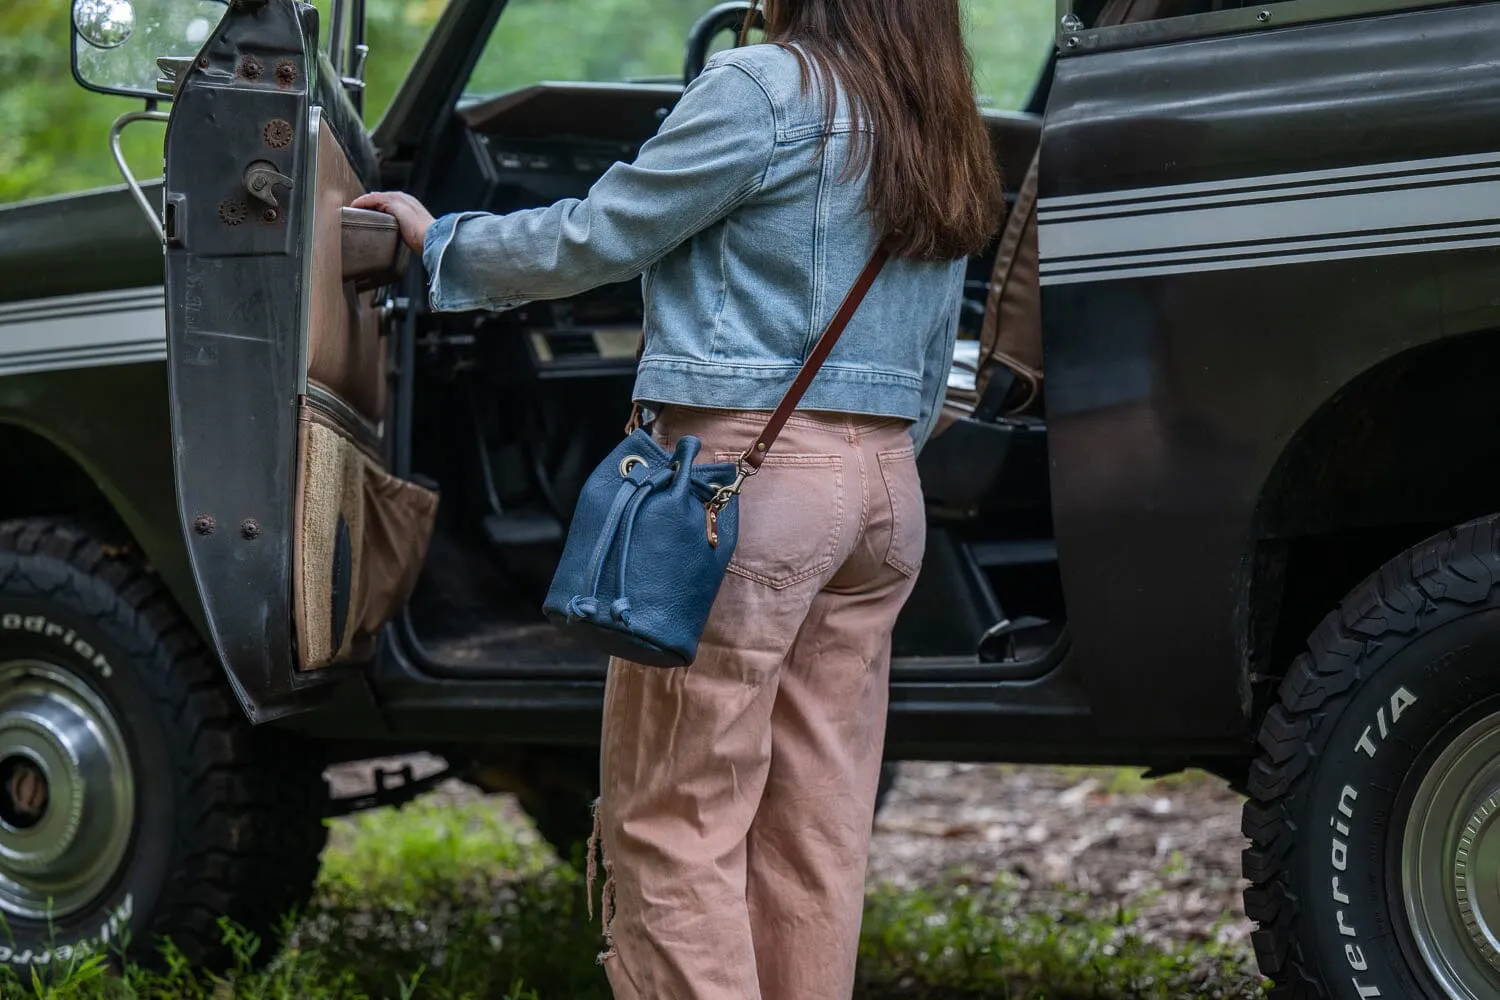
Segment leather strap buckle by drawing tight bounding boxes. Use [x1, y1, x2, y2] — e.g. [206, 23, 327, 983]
[708, 459, 758, 511]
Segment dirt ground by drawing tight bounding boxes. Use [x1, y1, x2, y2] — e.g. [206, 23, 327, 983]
[327, 757, 1253, 958]
[870, 763, 1252, 952]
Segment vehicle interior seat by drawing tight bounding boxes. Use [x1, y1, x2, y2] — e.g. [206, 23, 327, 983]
[918, 0, 1190, 514]
[935, 0, 1196, 434]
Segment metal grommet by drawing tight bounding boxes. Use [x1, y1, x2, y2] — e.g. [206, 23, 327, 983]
[619, 455, 647, 477]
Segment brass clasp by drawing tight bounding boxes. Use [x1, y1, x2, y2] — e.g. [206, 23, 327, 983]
[708, 460, 756, 511]
[704, 460, 757, 546]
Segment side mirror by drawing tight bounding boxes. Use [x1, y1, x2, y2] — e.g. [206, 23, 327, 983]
[71, 0, 229, 101]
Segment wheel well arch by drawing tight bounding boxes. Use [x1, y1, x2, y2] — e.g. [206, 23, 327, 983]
[1245, 328, 1500, 704]
[0, 418, 202, 637]
[0, 421, 133, 540]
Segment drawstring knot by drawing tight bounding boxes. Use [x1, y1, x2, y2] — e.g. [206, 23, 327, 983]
[567, 460, 669, 628]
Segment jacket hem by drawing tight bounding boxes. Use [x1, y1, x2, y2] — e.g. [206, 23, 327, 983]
[632, 358, 923, 421]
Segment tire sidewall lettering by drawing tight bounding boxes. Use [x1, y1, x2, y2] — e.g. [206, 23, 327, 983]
[0, 527, 321, 975]
[0, 592, 161, 970]
[1300, 611, 1500, 999]
[0, 611, 114, 678]
[0, 894, 134, 967]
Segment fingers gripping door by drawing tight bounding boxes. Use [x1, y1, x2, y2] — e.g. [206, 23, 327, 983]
[162, 0, 434, 721]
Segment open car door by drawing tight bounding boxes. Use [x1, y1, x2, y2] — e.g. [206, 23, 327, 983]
[162, 0, 438, 723]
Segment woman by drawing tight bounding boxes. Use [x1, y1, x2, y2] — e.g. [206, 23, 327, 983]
[356, 2, 1000, 995]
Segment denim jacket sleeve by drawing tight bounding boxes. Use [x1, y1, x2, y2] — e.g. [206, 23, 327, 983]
[910, 265, 963, 452]
[422, 58, 777, 313]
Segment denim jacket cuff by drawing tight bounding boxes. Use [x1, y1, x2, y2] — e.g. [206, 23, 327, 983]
[422, 211, 491, 312]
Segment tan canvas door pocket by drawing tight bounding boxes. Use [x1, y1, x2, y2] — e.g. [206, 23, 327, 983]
[292, 404, 439, 670]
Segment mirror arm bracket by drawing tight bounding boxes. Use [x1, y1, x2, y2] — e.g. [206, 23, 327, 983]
[109, 110, 171, 244]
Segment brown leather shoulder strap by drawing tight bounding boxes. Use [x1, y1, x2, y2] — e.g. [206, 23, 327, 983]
[742, 243, 892, 469]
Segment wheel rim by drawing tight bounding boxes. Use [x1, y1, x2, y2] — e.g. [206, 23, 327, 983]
[0, 659, 134, 920]
[1403, 709, 1500, 999]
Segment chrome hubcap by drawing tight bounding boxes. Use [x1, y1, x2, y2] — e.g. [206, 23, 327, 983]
[1453, 793, 1500, 971]
[0, 660, 133, 920]
[1403, 710, 1500, 999]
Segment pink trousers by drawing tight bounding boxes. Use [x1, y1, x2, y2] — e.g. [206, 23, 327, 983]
[591, 407, 925, 1000]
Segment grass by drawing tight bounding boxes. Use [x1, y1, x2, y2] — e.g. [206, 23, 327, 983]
[857, 880, 1262, 1000]
[0, 775, 1268, 1000]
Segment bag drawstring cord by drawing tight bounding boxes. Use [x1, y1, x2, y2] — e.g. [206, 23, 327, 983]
[566, 464, 673, 625]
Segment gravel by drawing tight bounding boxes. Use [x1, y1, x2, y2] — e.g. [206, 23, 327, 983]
[324, 758, 1258, 983]
[871, 763, 1252, 952]
[327, 757, 1253, 944]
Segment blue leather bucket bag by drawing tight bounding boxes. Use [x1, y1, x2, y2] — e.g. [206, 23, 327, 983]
[543, 245, 890, 667]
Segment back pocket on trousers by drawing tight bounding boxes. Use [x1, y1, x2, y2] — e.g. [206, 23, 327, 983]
[877, 447, 925, 578]
[716, 452, 843, 589]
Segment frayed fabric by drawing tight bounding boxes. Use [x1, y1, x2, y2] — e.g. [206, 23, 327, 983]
[585, 803, 597, 917]
[586, 797, 619, 964]
[599, 858, 616, 963]
[586, 797, 601, 922]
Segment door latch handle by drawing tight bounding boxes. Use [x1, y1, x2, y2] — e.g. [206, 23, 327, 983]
[244, 161, 294, 208]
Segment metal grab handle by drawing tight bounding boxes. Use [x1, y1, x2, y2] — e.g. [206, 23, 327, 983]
[109, 110, 172, 244]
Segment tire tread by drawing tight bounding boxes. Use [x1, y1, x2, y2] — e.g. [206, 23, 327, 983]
[0, 518, 328, 969]
[1242, 515, 1500, 998]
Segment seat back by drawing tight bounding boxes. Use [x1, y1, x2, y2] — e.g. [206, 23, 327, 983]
[974, 154, 1042, 415]
[961, 0, 1194, 421]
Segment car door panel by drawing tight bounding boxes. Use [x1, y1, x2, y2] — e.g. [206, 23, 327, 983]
[164, 0, 434, 721]
[307, 118, 388, 422]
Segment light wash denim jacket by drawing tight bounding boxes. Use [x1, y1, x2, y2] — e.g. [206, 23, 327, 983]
[422, 44, 965, 448]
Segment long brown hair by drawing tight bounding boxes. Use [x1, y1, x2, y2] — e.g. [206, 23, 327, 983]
[748, 0, 1003, 260]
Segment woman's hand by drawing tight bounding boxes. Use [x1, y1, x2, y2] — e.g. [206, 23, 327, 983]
[351, 191, 437, 253]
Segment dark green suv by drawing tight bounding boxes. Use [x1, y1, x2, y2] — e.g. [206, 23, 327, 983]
[4, 0, 1500, 996]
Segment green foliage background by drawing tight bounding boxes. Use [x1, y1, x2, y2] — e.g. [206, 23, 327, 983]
[0, 0, 1053, 205]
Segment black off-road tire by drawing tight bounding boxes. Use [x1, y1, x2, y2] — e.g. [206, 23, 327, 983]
[1243, 515, 1500, 999]
[0, 520, 328, 975]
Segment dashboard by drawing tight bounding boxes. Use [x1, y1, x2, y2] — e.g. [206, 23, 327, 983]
[459, 82, 684, 143]
[424, 80, 1038, 380]
[423, 84, 690, 379]
[446, 80, 1041, 213]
